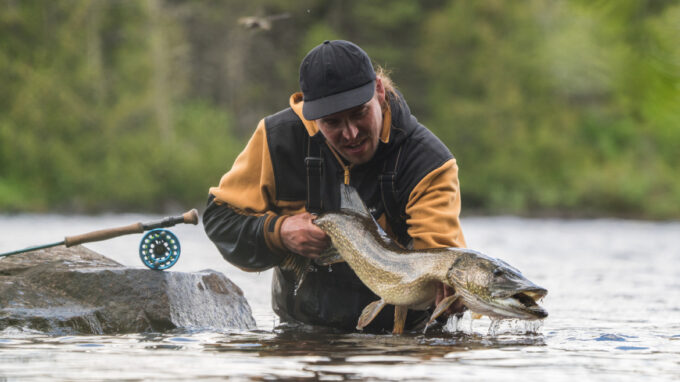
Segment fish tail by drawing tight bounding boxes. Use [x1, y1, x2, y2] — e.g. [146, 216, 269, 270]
[280, 253, 314, 293]
[315, 246, 345, 266]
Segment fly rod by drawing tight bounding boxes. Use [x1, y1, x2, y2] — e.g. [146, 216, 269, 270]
[0, 209, 199, 258]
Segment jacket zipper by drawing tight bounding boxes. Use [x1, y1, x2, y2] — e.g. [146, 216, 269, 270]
[325, 143, 352, 185]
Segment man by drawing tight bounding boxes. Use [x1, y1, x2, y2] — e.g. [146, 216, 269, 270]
[204, 40, 466, 332]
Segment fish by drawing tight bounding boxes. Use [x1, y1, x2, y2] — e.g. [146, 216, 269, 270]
[312, 184, 548, 334]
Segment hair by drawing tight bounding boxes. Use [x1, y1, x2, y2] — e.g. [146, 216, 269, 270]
[375, 65, 398, 111]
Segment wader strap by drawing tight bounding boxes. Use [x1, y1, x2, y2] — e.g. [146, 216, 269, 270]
[305, 137, 323, 213]
[379, 146, 408, 241]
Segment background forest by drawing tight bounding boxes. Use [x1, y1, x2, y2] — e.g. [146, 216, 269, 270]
[1, 0, 679, 219]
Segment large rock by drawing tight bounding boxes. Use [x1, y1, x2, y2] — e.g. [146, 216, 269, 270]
[0, 245, 256, 335]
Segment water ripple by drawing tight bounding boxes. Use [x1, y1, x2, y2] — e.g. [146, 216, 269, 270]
[1, 215, 679, 380]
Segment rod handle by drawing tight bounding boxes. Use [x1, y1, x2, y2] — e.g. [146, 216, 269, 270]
[64, 223, 145, 247]
[63, 209, 199, 247]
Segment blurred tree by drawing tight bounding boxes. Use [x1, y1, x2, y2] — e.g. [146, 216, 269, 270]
[0, 0, 240, 212]
[0, 0, 678, 218]
[418, 0, 680, 217]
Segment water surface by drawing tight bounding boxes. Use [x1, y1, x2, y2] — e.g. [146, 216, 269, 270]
[0, 214, 678, 380]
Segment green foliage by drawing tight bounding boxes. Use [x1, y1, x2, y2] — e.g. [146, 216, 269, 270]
[0, 0, 678, 218]
[418, 0, 680, 218]
[163, 101, 243, 209]
[0, 1, 243, 212]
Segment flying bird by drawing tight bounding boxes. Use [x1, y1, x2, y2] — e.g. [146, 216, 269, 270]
[238, 13, 290, 31]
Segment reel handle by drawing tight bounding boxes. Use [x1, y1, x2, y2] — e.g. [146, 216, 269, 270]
[182, 209, 199, 225]
[63, 209, 199, 247]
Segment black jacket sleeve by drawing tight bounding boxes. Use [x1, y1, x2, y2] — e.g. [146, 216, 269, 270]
[203, 194, 285, 271]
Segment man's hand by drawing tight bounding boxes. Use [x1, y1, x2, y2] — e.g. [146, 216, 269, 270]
[435, 282, 466, 318]
[280, 212, 330, 258]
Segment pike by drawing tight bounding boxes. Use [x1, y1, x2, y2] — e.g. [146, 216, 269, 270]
[311, 185, 548, 334]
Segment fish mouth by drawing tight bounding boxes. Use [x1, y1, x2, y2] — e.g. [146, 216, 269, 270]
[459, 286, 549, 321]
[502, 288, 548, 319]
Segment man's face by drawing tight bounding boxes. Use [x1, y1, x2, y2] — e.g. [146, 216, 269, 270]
[316, 80, 386, 165]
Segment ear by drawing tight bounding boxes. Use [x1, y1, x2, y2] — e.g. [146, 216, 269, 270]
[375, 77, 386, 102]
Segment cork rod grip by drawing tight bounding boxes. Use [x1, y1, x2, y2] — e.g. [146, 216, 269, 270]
[64, 223, 145, 247]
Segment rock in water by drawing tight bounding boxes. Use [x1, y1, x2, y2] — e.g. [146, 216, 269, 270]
[0, 245, 256, 335]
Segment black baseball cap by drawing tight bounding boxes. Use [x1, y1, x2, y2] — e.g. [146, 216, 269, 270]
[299, 40, 376, 120]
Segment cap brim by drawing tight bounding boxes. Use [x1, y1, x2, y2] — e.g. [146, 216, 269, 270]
[302, 80, 376, 120]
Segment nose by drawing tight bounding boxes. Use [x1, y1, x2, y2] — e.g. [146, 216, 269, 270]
[342, 121, 359, 141]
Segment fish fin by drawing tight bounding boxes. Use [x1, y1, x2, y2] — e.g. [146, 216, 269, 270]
[314, 246, 345, 266]
[426, 294, 460, 326]
[279, 253, 313, 294]
[340, 184, 371, 219]
[339, 184, 403, 250]
[357, 299, 387, 330]
[393, 305, 408, 335]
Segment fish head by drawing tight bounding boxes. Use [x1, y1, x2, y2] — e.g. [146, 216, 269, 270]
[444, 249, 548, 320]
[314, 212, 349, 235]
[314, 184, 387, 245]
[313, 211, 366, 244]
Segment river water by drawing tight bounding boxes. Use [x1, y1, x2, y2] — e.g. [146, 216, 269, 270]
[0, 214, 678, 381]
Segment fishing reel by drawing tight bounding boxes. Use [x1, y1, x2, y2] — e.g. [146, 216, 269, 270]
[139, 229, 181, 270]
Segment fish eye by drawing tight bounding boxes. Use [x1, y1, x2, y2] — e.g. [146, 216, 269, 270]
[493, 268, 504, 277]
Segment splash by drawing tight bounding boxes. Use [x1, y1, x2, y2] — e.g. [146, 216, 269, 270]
[488, 318, 502, 336]
[444, 314, 462, 333]
[488, 319, 544, 336]
[443, 311, 477, 334]
[443, 312, 544, 336]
